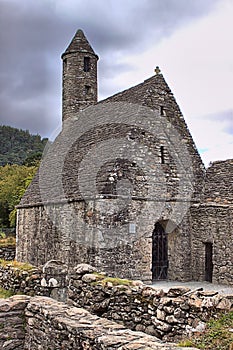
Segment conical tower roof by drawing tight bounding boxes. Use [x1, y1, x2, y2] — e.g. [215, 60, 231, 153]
[62, 29, 98, 58]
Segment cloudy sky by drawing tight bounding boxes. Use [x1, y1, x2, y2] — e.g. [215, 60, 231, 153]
[0, 0, 232, 166]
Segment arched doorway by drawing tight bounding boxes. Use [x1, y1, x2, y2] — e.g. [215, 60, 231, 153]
[152, 222, 168, 280]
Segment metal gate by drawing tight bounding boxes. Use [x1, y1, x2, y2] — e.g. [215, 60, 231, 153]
[152, 223, 168, 280]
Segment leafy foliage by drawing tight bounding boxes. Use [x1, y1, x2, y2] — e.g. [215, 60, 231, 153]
[0, 164, 38, 227]
[178, 312, 233, 349]
[0, 125, 48, 166]
[0, 125, 46, 228]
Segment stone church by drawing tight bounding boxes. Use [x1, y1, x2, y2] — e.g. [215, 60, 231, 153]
[16, 30, 233, 286]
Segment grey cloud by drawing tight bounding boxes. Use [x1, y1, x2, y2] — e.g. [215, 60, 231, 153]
[85, 0, 220, 53]
[0, 0, 221, 137]
[204, 110, 233, 135]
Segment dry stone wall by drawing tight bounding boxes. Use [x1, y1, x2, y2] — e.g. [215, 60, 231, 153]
[0, 262, 232, 347]
[0, 295, 30, 350]
[0, 295, 198, 350]
[0, 246, 15, 261]
[67, 264, 233, 342]
[0, 264, 50, 297]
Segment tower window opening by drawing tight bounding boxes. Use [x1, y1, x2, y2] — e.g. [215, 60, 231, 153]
[160, 106, 166, 116]
[84, 57, 90, 72]
[160, 146, 165, 164]
[85, 85, 91, 95]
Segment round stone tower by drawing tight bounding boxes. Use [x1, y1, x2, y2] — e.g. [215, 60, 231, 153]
[61, 29, 99, 122]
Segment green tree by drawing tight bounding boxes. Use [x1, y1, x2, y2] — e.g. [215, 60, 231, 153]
[0, 164, 38, 227]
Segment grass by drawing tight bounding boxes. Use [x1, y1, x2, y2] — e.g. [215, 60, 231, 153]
[0, 287, 14, 299]
[100, 276, 133, 286]
[178, 311, 233, 349]
[0, 259, 34, 271]
[92, 272, 133, 286]
[0, 236, 16, 247]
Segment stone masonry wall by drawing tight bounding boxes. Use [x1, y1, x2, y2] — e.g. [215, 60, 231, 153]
[0, 295, 30, 350]
[0, 263, 50, 297]
[191, 204, 233, 286]
[0, 260, 72, 302]
[0, 245, 16, 261]
[0, 295, 198, 350]
[67, 264, 233, 342]
[203, 159, 233, 204]
[1, 262, 232, 343]
[16, 203, 193, 283]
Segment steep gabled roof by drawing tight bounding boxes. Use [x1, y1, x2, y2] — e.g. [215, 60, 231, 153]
[62, 29, 98, 58]
[101, 70, 205, 172]
[101, 71, 175, 112]
[19, 70, 205, 207]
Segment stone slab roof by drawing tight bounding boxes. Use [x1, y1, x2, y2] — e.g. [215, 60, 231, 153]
[62, 29, 98, 59]
[19, 72, 205, 208]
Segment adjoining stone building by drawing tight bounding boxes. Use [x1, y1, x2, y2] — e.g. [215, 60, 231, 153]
[16, 30, 233, 285]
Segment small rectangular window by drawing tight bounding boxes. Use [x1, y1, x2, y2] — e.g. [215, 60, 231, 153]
[160, 146, 165, 164]
[160, 106, 166, 116]
[85, 85, 91, 94]
[84, 57, 90, 72]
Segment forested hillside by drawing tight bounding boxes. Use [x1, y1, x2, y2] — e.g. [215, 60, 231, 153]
[0, 125, 48, 166]
[0, 125, 47, 229]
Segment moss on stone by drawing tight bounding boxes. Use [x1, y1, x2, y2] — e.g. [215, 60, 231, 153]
[93, 275, 133, 286]
[0, 236, 16, 247]
[0, 287, 14, 299]
[0, 259, 34, 271]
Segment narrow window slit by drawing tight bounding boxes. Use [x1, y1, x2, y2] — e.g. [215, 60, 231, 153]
[160, 106, 166, 116]
[85, 85, 91, 95]
[160, 146, 165, 164]
[84, 57, 90, 72]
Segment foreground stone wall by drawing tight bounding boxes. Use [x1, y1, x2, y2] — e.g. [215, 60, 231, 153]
[0, 264, 49, 296]
[0, 295, 198, 350]
[67, 265, 233, 342]
[0, 295, 30, 350]
[0, 262, 232, 344]
[0, 245, 15, 260]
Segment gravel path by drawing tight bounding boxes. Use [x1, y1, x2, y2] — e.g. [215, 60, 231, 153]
[151, 281, 233, 295]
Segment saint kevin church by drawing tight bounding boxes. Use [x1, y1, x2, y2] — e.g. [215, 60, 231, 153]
[16, 30, 233, 286]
